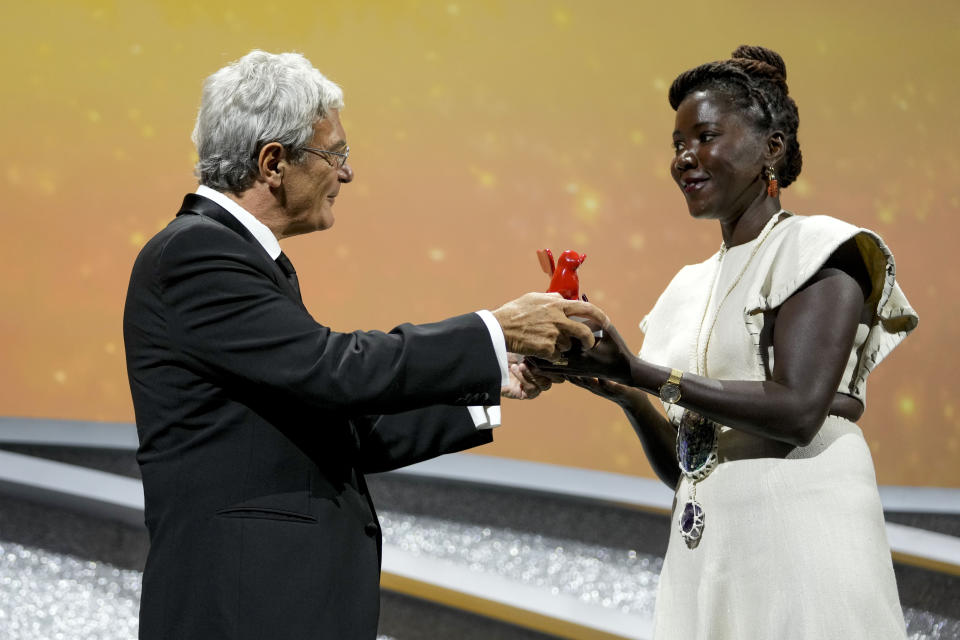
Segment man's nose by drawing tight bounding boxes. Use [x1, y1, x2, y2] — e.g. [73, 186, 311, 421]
[338, 163, 354, 183]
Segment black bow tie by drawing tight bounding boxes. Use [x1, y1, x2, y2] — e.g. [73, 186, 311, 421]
[275, 252, 302, 301]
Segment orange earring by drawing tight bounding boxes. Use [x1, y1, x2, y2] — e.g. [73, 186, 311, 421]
[766, 166, 779, 198]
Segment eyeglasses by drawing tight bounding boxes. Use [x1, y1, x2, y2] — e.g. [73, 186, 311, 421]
[302, 145, 350, 169]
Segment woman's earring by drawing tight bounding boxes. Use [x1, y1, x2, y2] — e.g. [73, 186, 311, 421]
[765, 166, 779, 198]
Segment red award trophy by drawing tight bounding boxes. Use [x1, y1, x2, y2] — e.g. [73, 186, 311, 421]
[537, 249, 586, 300]
[536, 249, 601, 348]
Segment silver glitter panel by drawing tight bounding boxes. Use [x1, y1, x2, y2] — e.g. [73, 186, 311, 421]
[0, 540, 398, 640]
[2, 512, 958, 639]
[379, 510, 661, 617]
[0, 540, 140, 640]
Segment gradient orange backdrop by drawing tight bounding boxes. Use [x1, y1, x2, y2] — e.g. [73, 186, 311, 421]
[2, 0, 957, 486]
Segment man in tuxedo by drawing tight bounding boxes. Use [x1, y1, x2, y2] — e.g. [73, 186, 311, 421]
[123, 50, 605, 639]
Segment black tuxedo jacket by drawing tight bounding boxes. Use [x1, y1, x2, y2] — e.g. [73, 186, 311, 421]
[123, 194, 501, 639]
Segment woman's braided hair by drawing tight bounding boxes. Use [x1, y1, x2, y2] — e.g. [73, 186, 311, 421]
[668, 45, 802, 189]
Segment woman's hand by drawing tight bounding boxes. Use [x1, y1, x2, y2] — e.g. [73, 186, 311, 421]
[566, 375, 641, 408]
[535, 322, 636, 385]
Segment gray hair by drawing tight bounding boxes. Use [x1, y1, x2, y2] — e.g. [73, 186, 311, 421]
[192, 50, 344, 193]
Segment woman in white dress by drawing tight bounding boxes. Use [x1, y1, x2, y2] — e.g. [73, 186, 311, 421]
[533, 45, 918, 639]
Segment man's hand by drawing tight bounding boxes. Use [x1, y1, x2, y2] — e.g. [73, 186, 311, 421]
[501, 353, 560, 400]
[492, 292, 608, 361]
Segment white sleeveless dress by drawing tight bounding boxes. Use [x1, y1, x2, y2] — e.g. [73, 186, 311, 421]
[639, 213, 918, 640]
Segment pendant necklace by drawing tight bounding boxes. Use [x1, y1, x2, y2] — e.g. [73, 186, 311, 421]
[676, 211, 787, 549]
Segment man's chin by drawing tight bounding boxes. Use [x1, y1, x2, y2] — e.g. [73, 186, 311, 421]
[312, 207, 335, 232]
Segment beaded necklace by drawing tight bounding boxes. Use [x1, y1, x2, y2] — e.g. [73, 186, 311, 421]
[676, 210, 787, 549]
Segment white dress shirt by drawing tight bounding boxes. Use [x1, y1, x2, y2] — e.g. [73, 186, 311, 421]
[195, 186, 508, 428]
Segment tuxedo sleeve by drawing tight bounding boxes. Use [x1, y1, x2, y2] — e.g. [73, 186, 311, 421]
[353, 406, 493, 474]
[154, 221, 501, 415]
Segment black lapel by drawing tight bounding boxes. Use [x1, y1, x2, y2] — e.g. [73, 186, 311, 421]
[176, 193, 260, 246]
[175, 193, 303, 305]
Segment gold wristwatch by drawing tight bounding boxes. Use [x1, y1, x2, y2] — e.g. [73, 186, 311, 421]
[659, 368, 683, 404]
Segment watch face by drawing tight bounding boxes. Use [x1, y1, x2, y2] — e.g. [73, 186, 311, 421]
[660, 383, 681, 404]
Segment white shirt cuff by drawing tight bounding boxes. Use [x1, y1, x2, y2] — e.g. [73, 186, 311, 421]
[475, 310, 510, 388]
[467, 405, 501, 430]
[469, 310, 509, 430]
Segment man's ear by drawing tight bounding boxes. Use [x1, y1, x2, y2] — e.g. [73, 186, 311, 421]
[258, 142, 286, 188]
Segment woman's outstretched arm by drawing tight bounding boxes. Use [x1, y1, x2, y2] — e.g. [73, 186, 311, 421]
[540, 245, 870, 449]
[565, 376, 681, 487]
